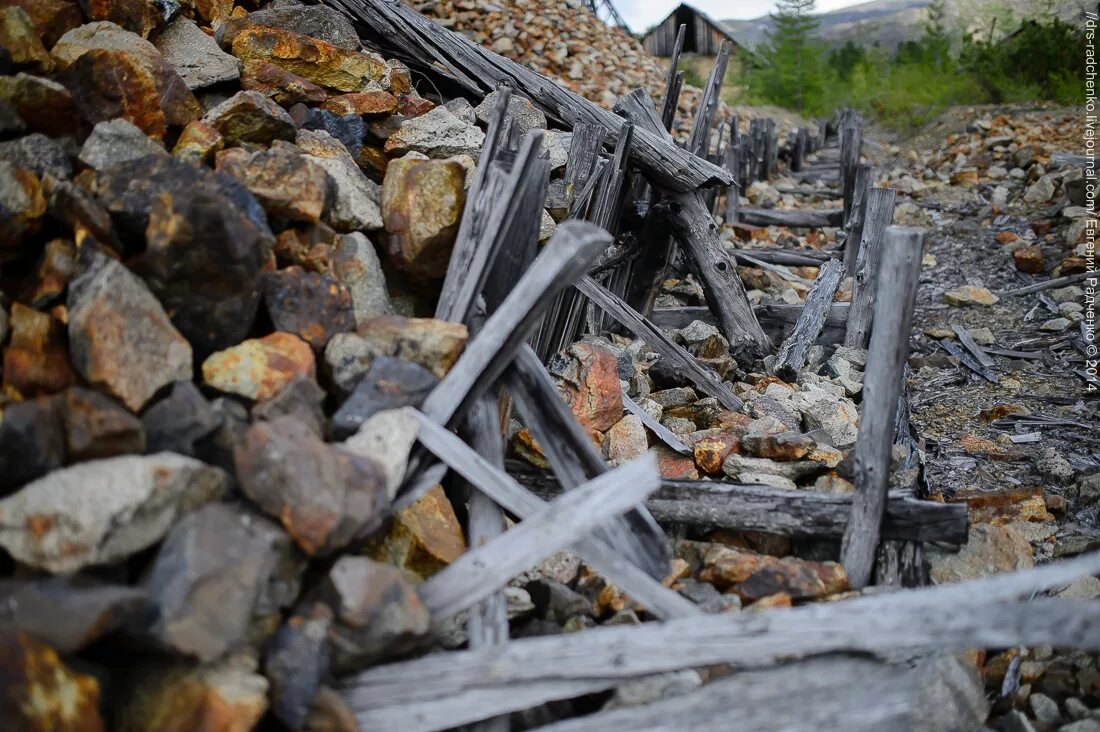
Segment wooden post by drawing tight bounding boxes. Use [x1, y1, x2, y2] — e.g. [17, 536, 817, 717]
[769, 259, 844, 380]
[658, 24, 686, 133]
[724, 116, 741, 224]
[840, 226, 925, 589]
[840, 121, 863, 225]
[841, 163, 875, 276]
[844, 187, 899, 348]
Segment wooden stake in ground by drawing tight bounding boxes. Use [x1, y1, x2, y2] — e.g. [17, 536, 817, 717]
[841, 226, 925, 588]
[844, 187, 898, 349]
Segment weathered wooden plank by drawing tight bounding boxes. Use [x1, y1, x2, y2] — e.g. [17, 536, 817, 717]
[724, 119, 741, 224]
[340, 552, 1100, 730]
[1000, 269, 1099, 296]
[843, 187, 898, 348]
[770, 259, 844, 380]
[622, 393, 690, 455]
[841, 163, 875, 275]
[575, 276, 744, 411]
[686, 41, 731, 158]
[839, 122, 863, 224]
[938, 338, 1000, 384]
[326, 0, 732, 192]
[736, 207, 843, 228]
[420, 221, 610, 428]
[414, 415, 699, 620]
[841, 226, 925, 589]
[658, 24, 686, 127]
[730, 249, 833, 267]
[505, 345, 671, 582]
[952, 324, 997, 370]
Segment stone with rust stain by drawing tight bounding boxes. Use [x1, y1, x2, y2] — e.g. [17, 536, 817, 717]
[239, 58, 327, 106]
[397, 94, 435, 118]
[354, 314, 467, 379]
[699, 547, 849, 602]
[117, 656, 268, 732]
[59, 49, 159, 138]
[321, 90, 397, 117]
[263, 608, 331, 729]
[604, 413, 648, 463]
[217, 2, 360, 51]
[0, 73, 77, 137]
[0, 577, 145, 653]
[60, 386, 144, 462]
[230, 25, 385, 93]
[0, 0, 82, 47]
[654, 444, 699, 480]
[134, 503, 288, 661]
[315, 556, 430, 672]
[201, 89, 295, 146]
[0, 160, 45, 252]
[0, 396, 65, 493]
[67, 250, 192, 412]
[549, 340, 623, 436]
[203, 332, 315, 402]
[0, 7, 52, 71]
[78, 0, 163, 38]
[234, 415, 387, 556]
[224, 145, 330, 223]
[383, 105, 485, 159]
[381, 156, 466, 281]
[137, 188, 266, 356]
[1013, 245, 1044, 274]
[740, 431, 816, 461]
[329, 355, 438, 438]
[305, 686, 358, 732]
[692, 429, 742, 475]
[274, 223, 338, 273]
[928, 524, 1034, 584]
[2, 302, 73, 398]
[171, 120, 223, 164]
[0, 633, 105, 731]
[366, 485, 465, 580]
[0, 453, 226, 573]
[262, 266, 355, 350]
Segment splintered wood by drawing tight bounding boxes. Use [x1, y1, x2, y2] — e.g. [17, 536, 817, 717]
[313, 3, 1098, 730]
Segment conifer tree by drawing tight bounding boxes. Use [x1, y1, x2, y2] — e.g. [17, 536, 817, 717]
[758, 0, 824, 113]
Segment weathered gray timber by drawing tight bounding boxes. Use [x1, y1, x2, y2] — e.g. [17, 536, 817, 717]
[724, 119, 741, 224]
[623, 393, 690, 455]
[842, 163, 875, 275]
[735, 251, 812, 285]
[843, 187, 899, 348]
[736, 207, 843, 228]
[505, 345, 671, 581]
[340, 552, 1100, 732]
[327, 0, 732, 192]
[518, 472, 967, 543]
[537, 655, 987, 732]
[952, 324, 997, 370]
[841, 226, 924, 589]
[686, 41, 731, 158]
[730, 248, 832, 266]
[575, 276, 744, 411]
[839, 121, 863, 224]
[657, 24, 686, 131]
[770, 259, 844, 380]
[938, 338, 999, 384]
[413, 414, 700, 620]
[1001, 269, 1099, 296]
[416, 453, 661, 618]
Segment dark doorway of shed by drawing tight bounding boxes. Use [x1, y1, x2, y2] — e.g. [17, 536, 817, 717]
[675, 5, 698, 52]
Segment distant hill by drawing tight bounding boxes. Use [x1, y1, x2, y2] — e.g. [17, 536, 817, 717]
[722, 0, 1081, 51]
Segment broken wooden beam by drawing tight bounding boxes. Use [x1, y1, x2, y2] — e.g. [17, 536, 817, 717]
[736, 207, 843, 228]
[770, 259, 844, 380]
[843, 187, 898, 348]
[417, 453, 661, 618]
[327, 0, 732, 192]
[841, 226, 925, 589]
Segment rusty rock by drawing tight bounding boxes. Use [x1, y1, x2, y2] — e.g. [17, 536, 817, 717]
[1013, 245, 1045, 274]
[227, 145, 330, 223]
[604, 413, 648, 463]
[655, 444, 699, 480]
[321, 90, 397, 117]
[230, 25, 385, 92]
[740, 431, 816, 461]
[0, 396, 65, 493]
[381, 156, 466, 281]
[0, 160, 45, 252]
[203, 332, 315, 402]
[60, 386, 144, 461]
[0, 7, 52, 72]
[78, 0, 163, 38]
[315, 556, 430, 672]
[68, 250, 192, 412]
[2, 302, 73, 398]
[692, 429, 741, 475]
[366, 484, 465, 580]
[239, 58, 328, 106]
[60, 48, 165, 138]
[0, 73, 77, 137]
[700, 547, 849, 602]
[0, 633, 105, 731]
[0, 453, 226, 573]
[135, 503, 287, 661]
[355, 314, 467, 378]
[549, 340, 623, 435]
[118, 656, 268, 732]
[262, 266, 355, 350]
[171, 119, 223, 164]
[0, 0, 82, 47]
[928, 524, 1034, 584]
[218, 2, 360, 51]
[234, 415, 387, 556]
[201, 89, 295, 145]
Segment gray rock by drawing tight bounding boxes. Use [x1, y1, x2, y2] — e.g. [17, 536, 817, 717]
[0, 396, 65, 493]
[135, 503, 284, 661]
[1024, 175, 1057, 204]
[238, 3, 360, 49]
[0, 577, 145, 653]
[334, 232, 393, 325]
[0, 453, 227, 573]
[78, 119, 166, 170]
[790, 385, 860, 449]
[1078, 472, 1100, 504]
[443, 97, 476, 124]
[1001, 710, 1038, 732]
[1053, 576, 1100, 599]
[0, 99, 24, 136]
[527, 578, 593, 624]
[142, 381, 221, 456]
[331, 356, 438, 439]
[1059, 720, 1100, 732]
[722, 454, 820, 481]
[306, 152, 383, 231]
[1030, 693, 1061, 727]
[323, 331, 375, 398]
[342, 408, 419, 501]
[1037, 446, 1075, 484]
[387, 106, 485, 159]
[156, 17, 240, 90]
[0, 133, 72, 179]
[264, 609, 331, 729]
[252, 375, 326, 438]
[1064, 698, 1091, 721]
[911, 654, 989, 732]
[544, 130, 570, 171]
[474, 89, 546, 136]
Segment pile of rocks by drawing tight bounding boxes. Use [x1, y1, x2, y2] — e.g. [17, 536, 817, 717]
[409, 0, 667, 109]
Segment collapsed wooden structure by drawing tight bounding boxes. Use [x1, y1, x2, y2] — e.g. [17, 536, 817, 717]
[319, 2, 1100, 728]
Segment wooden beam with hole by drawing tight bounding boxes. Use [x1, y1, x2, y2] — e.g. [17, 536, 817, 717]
[736, 207, 844, 228]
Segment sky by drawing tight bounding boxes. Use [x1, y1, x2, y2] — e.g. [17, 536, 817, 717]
[614, 0, 868, 31]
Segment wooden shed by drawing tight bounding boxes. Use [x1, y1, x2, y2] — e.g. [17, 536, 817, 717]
[642, 3, 740, 57]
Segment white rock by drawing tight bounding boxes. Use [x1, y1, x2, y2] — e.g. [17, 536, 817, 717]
[387, 106, 485, 159]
